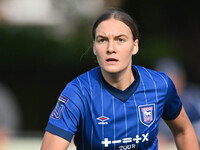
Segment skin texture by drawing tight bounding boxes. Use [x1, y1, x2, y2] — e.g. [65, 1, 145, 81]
[41, 132, 70, 150]
[40, 18, 199, 150]
[93, 18, 138, 91]
[165, 107, 199, 150]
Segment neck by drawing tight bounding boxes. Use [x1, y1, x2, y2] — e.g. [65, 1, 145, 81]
[101, 67, 134, 91]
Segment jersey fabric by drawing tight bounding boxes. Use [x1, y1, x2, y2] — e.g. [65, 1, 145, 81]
[45, 65, 182, 150]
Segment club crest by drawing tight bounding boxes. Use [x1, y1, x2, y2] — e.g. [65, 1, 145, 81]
[138, 104, 155, 126]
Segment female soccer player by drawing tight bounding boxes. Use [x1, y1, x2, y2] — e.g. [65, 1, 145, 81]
[41, 8, 199, 150]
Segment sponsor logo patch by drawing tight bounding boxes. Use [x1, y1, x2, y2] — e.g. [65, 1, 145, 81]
[97, 116, 110, 125]
[51, 95, 69, 120]
[101, 133, 149, 148]
[138, 104, 155, 126]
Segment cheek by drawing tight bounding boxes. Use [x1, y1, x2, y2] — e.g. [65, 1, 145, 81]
[93, 49, 100, 57]
[93, 45, 105, 56]
[93, 46, 100, 56]
[93, 48, 97, 56]
[122, 46, 134, 58]
[120, 50, 133, 64]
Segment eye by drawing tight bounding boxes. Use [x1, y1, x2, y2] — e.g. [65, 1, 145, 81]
[97, 38, 106, 43]
[118, 38, 125, 42]
[99, 39, 105, 43]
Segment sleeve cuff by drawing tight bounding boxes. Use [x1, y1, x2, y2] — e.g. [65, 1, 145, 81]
[45, 123, 74, 142]
[162, 104, 182, 120]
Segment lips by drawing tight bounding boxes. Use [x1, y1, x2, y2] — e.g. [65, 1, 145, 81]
[106, 58, 118, 62]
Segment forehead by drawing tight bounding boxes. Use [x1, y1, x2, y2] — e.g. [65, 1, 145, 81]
[95, 19, 132, 36]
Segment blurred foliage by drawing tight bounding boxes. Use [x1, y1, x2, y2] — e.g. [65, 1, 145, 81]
[0, 25, 94, 68]
[0, 23, 97, 131]
[134, 34, 179, 68]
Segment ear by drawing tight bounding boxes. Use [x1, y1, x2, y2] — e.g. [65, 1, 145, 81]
[132, 39, 139, 55]
[93, 41, 97, 55]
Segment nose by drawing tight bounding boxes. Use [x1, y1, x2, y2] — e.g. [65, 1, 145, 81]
[107, 40, 115, 53]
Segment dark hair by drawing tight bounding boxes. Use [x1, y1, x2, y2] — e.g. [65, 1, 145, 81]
[92, 8, 139, 41]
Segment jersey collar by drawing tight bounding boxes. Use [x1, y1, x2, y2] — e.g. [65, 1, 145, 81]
[98, 65, 140, 102]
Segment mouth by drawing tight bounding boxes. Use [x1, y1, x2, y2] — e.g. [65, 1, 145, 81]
[106, 58, 118, 63]
[106, 58, 118, 62]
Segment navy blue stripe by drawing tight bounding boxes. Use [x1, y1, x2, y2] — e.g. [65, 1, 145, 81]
[98, 65, 140, 102]
[162, 104, 182, 120]
[45, 123, 73, 142]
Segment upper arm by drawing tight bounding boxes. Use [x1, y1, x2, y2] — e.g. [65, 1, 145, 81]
[160, 74, 199, 149]
[45, 83, 85, 141]
[164, 106, 199, 150]
[161, 72, 182, 120]
[42, 82, 85, 149]
[164, 106, 193, 136]
[41, 131, 70, 150]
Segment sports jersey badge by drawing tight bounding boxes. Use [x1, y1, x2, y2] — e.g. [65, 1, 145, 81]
[138, 104, 155, 126]
[51, 95, 69, 120]
[97, 116, 110, 125]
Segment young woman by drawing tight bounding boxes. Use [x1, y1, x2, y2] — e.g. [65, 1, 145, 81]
[41, 9, 199, 150]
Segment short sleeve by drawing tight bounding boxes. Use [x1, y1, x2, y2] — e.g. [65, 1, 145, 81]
[161, 74, 182, 120]
[45, 82, 84, 142]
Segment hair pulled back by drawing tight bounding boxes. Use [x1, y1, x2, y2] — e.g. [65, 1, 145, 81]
[92, 8, 139, 41]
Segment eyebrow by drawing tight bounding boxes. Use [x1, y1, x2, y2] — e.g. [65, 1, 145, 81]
[95, 34, 128, 39]
[95, 35, 107, 39]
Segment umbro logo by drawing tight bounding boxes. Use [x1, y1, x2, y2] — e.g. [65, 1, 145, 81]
[97, 116, 110, 125]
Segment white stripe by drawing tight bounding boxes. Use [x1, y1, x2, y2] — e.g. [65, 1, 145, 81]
[58, 98, 66, 103]
[77, 77, 85, 149]
[143, 68, 158, 103]
[112, 96, 116, 149]
[143, 67, 159, 150]
[77, 77, 85, 95]
[159, 73, 168, 88]
[143, 69, 159, 126]
[101, 84, 104, 116]
[133, 94, 139, 149]
[123, 103, 128, 138]
[138, 70, 148, 104]
[87, 72, 94, 150]
[101, 83, 104, 149]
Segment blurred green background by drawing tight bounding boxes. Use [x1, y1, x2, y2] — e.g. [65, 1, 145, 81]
[0, 0, 200, 149]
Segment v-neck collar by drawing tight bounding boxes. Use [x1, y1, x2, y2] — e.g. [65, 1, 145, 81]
[98, 65, 140, 102]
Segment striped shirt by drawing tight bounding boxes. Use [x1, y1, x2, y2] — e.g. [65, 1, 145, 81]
[46, 65, 182, 150]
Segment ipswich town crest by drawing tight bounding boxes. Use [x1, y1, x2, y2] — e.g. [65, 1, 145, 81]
[138, 104, 155, 126]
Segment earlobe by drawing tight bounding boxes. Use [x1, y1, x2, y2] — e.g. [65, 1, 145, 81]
[132, 39, 139, 55]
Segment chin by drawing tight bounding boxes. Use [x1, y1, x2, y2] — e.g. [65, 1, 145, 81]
[102, 67, 122, 74]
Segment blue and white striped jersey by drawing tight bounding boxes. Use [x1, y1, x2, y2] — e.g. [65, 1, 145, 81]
[45, 65, 182, 150]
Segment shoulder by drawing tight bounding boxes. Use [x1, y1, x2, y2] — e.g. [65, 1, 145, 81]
[134, 65, 176, 96]
[69, 66, 100, 88]
[134, 65, 170, 84]
[61, 66, 100, 97]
